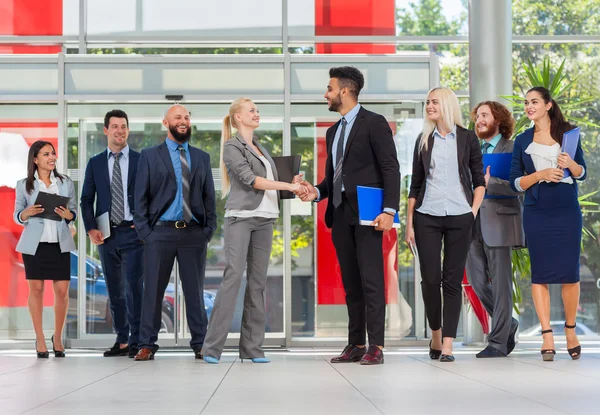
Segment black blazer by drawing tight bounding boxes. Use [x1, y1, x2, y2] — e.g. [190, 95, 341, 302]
[80, 148, 140, 233]
[316, 106, 400, 228]
[409, 125, 485, 209]
[133, 141, 217, 242]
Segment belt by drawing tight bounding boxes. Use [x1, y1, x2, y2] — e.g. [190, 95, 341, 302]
[111, 220, 134, 228]
[154, 220, 199, 229]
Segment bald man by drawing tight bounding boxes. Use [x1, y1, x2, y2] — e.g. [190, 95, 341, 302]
[133, 104, 217, 361]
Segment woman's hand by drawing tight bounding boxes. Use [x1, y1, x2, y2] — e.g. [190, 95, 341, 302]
[557, 152, 575, 170]
[290, 181, 308, 194]
[405, 226, 416, 254]
[54, 206, 74, 221]
[20, 204, 44, 221]
[537, 168, 564, 183]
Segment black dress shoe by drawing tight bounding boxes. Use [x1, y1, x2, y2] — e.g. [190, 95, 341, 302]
[103, 342, 129, 357]
[476, 345, 507, 358]
[507, 318, 519, 355]
[128, 346, 139, 358]
[440, 354, 455, 362]
[194, 349, 203, 360]
[330, 344, 366, 363]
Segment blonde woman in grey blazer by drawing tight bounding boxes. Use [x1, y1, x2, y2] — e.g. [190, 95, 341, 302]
[202, 97, 304, 364]
[13, 141, 77, 358]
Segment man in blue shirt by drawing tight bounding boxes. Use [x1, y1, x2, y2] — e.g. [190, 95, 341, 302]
[466, 101, 524, 358]
[133, 104, 217, 361]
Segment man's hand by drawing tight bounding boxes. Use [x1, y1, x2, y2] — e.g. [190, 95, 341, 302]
[372, 212, 394, 231]
[297, 180, 318, 202]
[88, 229, 105, 245]
[484, 165, 491, 187]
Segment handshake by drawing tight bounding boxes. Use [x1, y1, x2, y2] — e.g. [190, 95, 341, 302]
[289, 174, 319, 202]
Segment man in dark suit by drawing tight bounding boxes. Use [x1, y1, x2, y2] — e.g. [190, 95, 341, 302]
[466, 101, 524, 358]
[298, 67, 400, 365]
[133, 104, 216, 361]
[80, 109, 144, 358]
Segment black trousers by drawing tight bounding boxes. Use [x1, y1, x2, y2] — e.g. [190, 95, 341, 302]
[331, 195, 385, 346]
[414, 211, 474, 338]
[139, 224, 208, 353]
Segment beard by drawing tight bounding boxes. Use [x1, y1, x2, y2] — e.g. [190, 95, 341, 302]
[328, 92, 342, 112]
[476, 123, 498, 140]
[169, 124, 191, 142]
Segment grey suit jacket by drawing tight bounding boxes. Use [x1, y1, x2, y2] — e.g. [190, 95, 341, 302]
[222, 134, 280, 211]
[13, 175, 77, 255]
[479, 138, 525, 248]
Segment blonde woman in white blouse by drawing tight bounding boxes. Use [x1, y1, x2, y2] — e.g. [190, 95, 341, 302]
[509, 87, 586, 362]
[201, 97, 305, 364]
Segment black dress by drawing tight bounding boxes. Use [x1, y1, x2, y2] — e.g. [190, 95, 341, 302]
[22, 242, 70, 281]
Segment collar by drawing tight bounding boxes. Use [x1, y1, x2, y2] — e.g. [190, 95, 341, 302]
[107, 145, 130, 159]
[34, 170, 57, 185]
[484, 134, 503, 150]
[165, 138, 189, 152]
[341, 103, 361, 125]
[234, 132, 257, 147]
[433, 124, 457, 139]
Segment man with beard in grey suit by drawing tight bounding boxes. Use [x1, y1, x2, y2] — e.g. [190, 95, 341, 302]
[466, 101, 525, 358]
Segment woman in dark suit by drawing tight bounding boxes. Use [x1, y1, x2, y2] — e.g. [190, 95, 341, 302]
[201, 97, 304, 364]
[405, 87, 486, 362]
[13, 141, 77, 358]
[509, 87, 586, 361]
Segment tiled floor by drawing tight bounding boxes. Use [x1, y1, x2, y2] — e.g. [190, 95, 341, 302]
[1, 342, 600, 415]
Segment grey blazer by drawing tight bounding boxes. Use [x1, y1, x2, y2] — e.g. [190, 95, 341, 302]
[13, 175, 77, 255]
[222, 134, 280, 211]
[479, 138, 525, 248]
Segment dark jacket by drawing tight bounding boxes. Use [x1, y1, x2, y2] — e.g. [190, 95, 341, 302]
[316, 106, 400, 228]
[133, 141, 217, 242]
[409, 125, 486, 209]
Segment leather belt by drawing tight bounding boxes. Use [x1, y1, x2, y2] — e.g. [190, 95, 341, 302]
[154, 220, 199, 229]
[111, 220, 134, 228]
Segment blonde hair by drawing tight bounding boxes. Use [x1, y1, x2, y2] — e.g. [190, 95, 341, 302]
[419, 87, 463, 152]
[220, 97, 254, 198]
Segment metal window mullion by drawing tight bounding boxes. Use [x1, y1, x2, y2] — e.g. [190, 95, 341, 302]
[78, 0, 87, 53]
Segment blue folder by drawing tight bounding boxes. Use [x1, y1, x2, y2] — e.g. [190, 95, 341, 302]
[482, 153, 512, 180]
[356, 186, 400, 228]
[561, 127, 580, 178]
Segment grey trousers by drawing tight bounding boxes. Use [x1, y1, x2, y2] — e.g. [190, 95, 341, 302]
[466, 235, 516, 355]
[201, 216, 274, 359]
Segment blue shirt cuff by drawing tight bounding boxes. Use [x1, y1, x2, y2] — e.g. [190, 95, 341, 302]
[383, 208, 396, 215]
[315, 188, 321, 202]
[514, 177, 525, 192]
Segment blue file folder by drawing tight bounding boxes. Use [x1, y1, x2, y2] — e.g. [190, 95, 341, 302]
[561, 127, 580, 178]
[356, 186, 401, 228]
[482, 153, 512, 180]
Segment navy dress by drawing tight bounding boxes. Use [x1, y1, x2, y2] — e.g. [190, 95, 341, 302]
[509, 127, 586, 284]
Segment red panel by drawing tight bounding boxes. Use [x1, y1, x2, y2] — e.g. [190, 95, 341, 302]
[315, 0, 396, 54]
[0, 0, 63, 54]
[0, 125, 59, 308]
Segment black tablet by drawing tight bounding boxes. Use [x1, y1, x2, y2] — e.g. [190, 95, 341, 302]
[33, 191, 71, 221]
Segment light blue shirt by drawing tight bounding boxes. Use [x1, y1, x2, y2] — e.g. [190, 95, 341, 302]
[107, 145, 133, 221]
[416, 125, 471, 217]
[482, 134, 502, 154]
[332, 103, 361, 193]
[160, 138, 196, 222]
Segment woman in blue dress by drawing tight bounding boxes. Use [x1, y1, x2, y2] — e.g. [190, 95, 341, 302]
[509, 87, 586, 361]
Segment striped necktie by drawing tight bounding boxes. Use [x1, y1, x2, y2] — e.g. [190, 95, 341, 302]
[178, 146, 192, 222]
[110, 152, 124, 225]
[332, 118, 348, 208]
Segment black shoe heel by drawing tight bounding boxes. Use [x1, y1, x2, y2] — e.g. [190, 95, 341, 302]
[564, 323, 581, 360]
[429, 340, 442, 360]
[541, 329, 555, 361]
[51, 335, 65, 358]
[35, 341, 49, 359]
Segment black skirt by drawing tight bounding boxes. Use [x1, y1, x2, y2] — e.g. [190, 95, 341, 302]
[22, 243, 70, 281]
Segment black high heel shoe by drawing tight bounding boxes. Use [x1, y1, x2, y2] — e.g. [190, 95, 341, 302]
[540, 329, 556, 362]
[51, 335, 66, 358]
[564, 323, 581, 360]
[429, 340, 442, 360]
[35, 341, 49, 359]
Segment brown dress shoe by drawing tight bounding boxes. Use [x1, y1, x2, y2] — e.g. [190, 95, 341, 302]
[330, 344, 366, 363]
[360, 345, 384, 365]
[134, 347, 154, 361]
